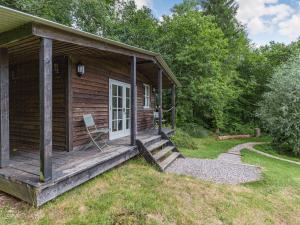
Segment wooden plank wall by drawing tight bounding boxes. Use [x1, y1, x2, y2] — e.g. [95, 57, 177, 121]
[9, 57, 67, 151]
[70, 56, 155, 150]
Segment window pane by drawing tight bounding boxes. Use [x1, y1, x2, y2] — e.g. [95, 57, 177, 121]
[118, 97, 122, 108]
[113, 97, 117, 108]
[112, 120, 117, 131]
[118, 110, 123, 120]
[112, 85, 117, 96]
[126, 98, 130, 108]
[118, 120, 123, 130]
[113, 109, 117, 120]
[118, 86, 123, 97]
[126, 87, 130, 98]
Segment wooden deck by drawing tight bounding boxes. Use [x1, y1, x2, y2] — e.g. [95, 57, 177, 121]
[0, 129, 172, 206]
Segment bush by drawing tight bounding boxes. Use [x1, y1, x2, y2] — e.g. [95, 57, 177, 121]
[257, 55, 300, 155]
[225, 123, 256, 135]
[179, 122, 209, 138]
[171, 128, 198, 150]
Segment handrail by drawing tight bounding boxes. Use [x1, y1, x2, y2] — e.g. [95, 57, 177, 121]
[162, 107, 174, 113]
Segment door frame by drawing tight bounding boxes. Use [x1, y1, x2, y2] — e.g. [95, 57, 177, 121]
[109, 79, 131, 140]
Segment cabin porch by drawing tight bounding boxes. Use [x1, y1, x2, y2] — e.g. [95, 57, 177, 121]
[0, 128, 174, 206]
[0, 21, 179, 206]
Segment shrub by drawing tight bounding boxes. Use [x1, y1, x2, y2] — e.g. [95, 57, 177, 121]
[179, 122, 209, 138]
[225, 123, 256, 135]
[171, 128, 198, 150]
[257, 55, 300, 155]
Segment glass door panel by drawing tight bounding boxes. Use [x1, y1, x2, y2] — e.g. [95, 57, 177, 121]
[109, 79, 131, 140]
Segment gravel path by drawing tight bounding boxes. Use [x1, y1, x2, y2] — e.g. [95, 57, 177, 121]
[166, 142, 263, 184]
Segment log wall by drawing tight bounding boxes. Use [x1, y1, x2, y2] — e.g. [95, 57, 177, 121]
[9, 58, 67, 151]
[70, 56, 155, 150]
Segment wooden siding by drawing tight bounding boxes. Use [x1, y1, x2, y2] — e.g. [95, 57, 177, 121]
[71, 56, 155, 150]
[9, 57, 67, 151]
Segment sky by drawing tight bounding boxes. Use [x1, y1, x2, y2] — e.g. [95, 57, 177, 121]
[134, 0, 300, 46]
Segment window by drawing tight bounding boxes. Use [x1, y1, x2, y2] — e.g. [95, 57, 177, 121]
[143, 84, 151, 108]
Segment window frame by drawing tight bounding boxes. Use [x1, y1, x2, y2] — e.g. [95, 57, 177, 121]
[143, 84, 151, 109]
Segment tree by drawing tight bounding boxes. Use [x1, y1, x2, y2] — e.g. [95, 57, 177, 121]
[257, 54, 300, 154]
[159, 11, 240, 129]
[73, 0, 116, 35]
[201, 0, 249, 64]
[107, 0, 159, 50]
[0, 0, 74, 26]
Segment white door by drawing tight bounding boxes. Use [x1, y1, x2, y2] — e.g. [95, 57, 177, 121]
[109, 79, 131, 140]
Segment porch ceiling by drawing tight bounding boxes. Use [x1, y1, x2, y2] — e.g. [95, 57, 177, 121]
[6, 36, 173, 88]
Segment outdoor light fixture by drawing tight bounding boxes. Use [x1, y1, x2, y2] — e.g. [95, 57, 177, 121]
[76, 63, 85, 77]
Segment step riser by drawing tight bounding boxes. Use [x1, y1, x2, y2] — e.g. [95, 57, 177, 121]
[149, 141, 170, 152]
[154, 146, 175, 161]
[159, 152, 180, 171]
[143, 137, 162, 148]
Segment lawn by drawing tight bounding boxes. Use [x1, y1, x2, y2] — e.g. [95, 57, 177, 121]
[179, 135, 271, 159]
[254, 143, 300, 163]
[0, 136, 299, 225]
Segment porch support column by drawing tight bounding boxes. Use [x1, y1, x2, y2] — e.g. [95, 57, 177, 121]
[0, 48, 9, 168]
[130, 55, 137, 146]
[171, 83, 176, 130]
[39, 38, 53, 182]
[158, 69, 163, 134]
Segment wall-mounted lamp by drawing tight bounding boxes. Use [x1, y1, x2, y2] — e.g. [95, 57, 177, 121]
[76, 63, 85, 77]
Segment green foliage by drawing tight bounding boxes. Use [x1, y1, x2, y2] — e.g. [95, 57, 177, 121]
[108, 1, 159, 51]
[257, 54, 300, 154]
[179, 122, 209, 138]
[72, 0, 116, 35]
[171, 128, 198, 150]
[0, 0, 74, 25]
[159, 11, 241, 129]
[225, 122, 256, 135]
[177, 135, 270, 159]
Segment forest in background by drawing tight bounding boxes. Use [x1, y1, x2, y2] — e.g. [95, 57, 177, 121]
[1, 0, 300, 153]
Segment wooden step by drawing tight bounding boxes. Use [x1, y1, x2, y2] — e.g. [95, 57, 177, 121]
[153, 146, 175, 161]
[142, 135, 162, 147]
[159, 152, 180, 171]
[148, 140, 169, 152]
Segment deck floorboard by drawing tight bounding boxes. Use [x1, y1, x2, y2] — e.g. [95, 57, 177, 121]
[0, 128, 173, 206]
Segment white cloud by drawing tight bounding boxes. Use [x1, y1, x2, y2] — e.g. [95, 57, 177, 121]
[278, 14, 300, 39]
[134, 0, 153, 9]
[236, 0, 299, 45]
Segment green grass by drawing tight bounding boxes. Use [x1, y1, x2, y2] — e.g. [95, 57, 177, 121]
[255, 144, 300, 163]
[0, 136, 299, 225]
[179, 136, 271, 159]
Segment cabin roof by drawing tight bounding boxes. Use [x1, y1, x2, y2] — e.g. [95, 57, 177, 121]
[0, 5, 181, 87]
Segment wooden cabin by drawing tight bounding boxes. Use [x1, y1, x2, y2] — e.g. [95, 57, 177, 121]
[0, 6, 181, 206]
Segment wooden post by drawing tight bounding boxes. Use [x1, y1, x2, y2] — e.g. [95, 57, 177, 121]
[39, 38, 53, 182]
[66, 57, 73, 151]
[171, 83, 176, 130]
[158, 69, 163, 134]
[130, 56, 137, 146]
[0, 48, 9, 168]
